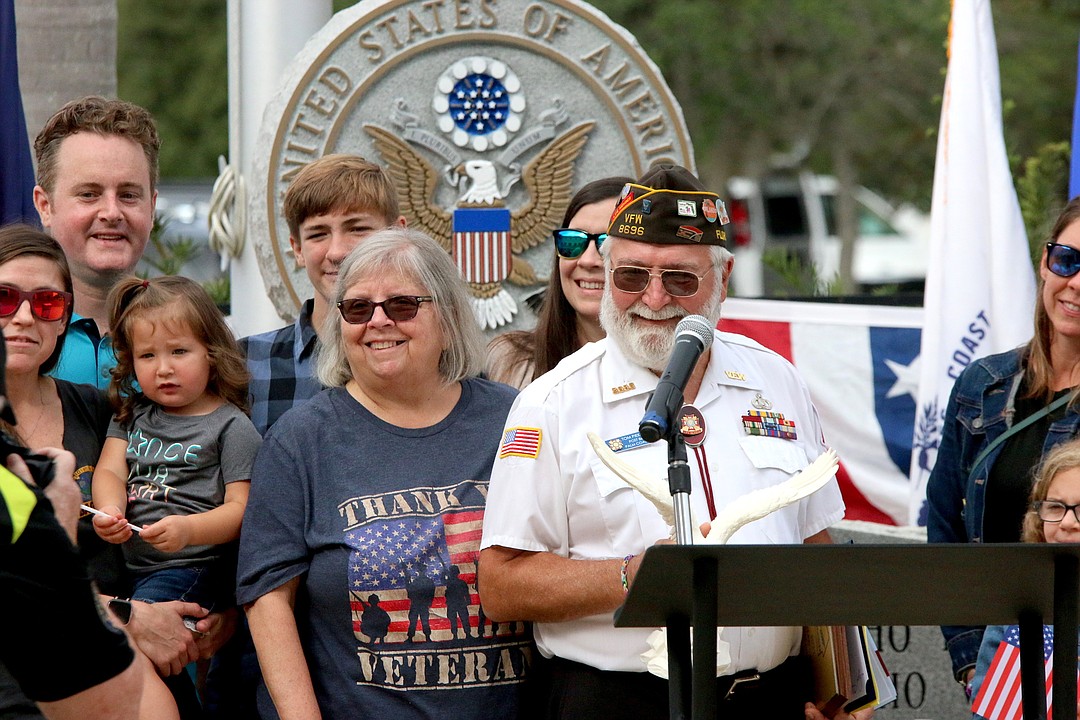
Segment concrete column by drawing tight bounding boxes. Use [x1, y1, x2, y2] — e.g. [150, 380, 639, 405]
[227, 0, 332, 337]
[15, 0, 117, 157]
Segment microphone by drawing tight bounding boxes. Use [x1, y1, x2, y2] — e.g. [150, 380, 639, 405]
[638, 315, 714, 443]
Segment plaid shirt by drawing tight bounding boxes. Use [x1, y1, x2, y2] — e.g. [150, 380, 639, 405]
[240, 299, 323, 436]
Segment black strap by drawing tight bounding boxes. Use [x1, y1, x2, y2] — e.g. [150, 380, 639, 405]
[966, 392, 1072, 484]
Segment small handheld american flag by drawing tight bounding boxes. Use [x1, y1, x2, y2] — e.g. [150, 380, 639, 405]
[971, 624, 1079, 720]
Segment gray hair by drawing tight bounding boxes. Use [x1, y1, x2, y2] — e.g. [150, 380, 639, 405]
[315, 227, 485, 387]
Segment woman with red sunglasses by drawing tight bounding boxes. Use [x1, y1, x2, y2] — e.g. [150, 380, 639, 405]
[484, 176, 634, 388]
[927, 196, 1080, 699]
[0, 223, 126, 712]
[0, 225, 113, 509]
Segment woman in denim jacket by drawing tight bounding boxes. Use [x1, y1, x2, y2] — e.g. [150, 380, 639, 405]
[927, 197, 1080, 698]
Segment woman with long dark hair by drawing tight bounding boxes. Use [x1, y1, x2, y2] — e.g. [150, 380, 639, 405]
[485, 176, 634, 388]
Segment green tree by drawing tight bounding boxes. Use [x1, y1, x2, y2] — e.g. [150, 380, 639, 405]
[1017, 141, 1070, 264]
[591, 1, 947, 201]
[995, 0, 1080, 178]
[117, 0, 1080, 224]
[590, 1, 949, 292]
[117, 0, 228, 178]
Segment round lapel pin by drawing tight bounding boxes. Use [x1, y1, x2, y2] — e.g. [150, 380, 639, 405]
[679, 404, 707, 447]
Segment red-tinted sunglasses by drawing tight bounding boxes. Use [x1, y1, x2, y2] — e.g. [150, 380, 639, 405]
[0, 284, 72, 322]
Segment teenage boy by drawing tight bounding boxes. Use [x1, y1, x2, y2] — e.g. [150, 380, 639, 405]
[241, 154, 406, 435]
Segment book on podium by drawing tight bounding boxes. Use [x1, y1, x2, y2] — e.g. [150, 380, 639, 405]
[802, 625, 852, 716]
[802, 625, 895, 715]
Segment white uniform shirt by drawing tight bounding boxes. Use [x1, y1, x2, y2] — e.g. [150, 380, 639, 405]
[480, 331, 845, 673]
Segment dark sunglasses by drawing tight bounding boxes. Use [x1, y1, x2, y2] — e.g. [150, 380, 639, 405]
[1047, 242, 1080, 278]
[0, 284, 72, 322]
[609, 265, 714, 297]
[554, 228, 608, 259]
[337, 295, 434, 324]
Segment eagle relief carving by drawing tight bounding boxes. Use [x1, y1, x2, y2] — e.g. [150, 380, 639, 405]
[364, 56, 594, 330]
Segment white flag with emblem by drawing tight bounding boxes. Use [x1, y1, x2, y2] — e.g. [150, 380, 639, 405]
[908, 0, 1036, 525]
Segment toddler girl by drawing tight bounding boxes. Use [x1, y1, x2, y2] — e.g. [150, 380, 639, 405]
[92, 276, 261, 719]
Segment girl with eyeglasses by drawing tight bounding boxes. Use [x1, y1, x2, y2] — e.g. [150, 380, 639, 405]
[927, 196, 1080, 698]
[484, 176, 633, 388]
[91, 275, 261, 720]
[968, 438, 1080, 718]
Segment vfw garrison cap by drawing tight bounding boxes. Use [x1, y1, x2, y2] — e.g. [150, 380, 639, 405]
[607, 163, 729, 246]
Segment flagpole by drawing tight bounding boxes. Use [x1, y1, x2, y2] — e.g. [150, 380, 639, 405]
[908, 0, 1036, 524]
[1070, 32, 1080, 200]
[0, 0, 38, 226]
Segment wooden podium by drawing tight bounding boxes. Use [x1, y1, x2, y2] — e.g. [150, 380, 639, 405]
[615, 543, 1080, 720]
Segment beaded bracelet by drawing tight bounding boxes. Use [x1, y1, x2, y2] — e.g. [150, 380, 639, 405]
[620, 554, 635, 595]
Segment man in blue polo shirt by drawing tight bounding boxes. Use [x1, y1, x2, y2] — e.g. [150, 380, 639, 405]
[32, 96, 159, 388]
[240, 154, 405, 435]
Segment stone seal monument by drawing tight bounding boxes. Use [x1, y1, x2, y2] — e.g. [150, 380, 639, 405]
[250, 0, 695, 329]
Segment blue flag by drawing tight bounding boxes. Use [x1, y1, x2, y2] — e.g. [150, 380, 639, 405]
[0, 0, 38, 226]
[1072, 33, 1080, 201]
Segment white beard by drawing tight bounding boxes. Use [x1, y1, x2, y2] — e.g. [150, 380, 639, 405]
[600, 295, 684, 370]
[599, 281, 724, 371]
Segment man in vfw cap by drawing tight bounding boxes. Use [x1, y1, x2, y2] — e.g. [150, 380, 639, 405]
[479, 164, 850, 719]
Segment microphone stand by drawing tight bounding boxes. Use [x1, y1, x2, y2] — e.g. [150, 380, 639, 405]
[664, 414, 695, 546]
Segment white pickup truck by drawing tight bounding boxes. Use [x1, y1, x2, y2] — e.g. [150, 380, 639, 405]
[725, 172, 928, 297]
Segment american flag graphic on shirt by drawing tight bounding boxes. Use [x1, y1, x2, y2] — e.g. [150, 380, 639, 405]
[339, 479, 531, 692]
[347, 510, 485, 644]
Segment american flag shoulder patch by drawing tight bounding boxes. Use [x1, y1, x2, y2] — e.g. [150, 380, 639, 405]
[499, 427, 542, 459]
